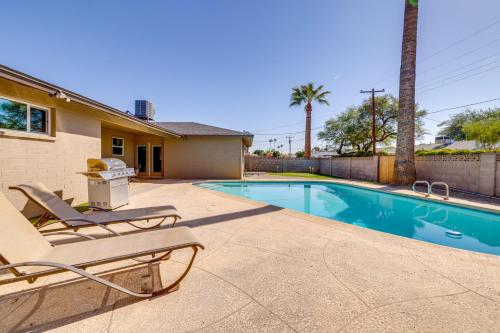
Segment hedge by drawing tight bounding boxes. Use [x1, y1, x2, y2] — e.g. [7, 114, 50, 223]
[415, 148, 500, 156]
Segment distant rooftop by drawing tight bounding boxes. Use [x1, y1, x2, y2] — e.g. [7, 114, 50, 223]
[446, 140, 481, 150]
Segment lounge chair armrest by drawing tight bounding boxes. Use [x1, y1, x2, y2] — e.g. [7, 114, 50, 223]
[0, 261, 152, 297]
[43, 231, 97, 240]
[51, 218, 122, 236]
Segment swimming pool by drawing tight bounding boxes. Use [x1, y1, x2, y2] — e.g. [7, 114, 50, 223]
[197, 181, 500, 256]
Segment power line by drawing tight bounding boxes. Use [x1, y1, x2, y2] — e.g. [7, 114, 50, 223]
[417, 57, 500, 90]
[418, 64, 500, 94]
[253, 125, 324, 136]
[368, 27, 500, 89]
[418, 18, 500, 64]
[251, 18, 500, 140]
[425, 97, 500, 115]
[416, 49, 500, 87]
[254, 98, 500, 140]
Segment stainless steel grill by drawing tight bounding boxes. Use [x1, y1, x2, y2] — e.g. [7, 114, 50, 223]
[81, 158, 135, 209]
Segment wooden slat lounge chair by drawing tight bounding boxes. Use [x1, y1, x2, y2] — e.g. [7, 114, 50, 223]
[0, 192, 204, 297]
[10, 182, 181, 232]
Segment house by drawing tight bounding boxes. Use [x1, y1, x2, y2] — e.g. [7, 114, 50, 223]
[415, 136, 498, 151]
[311, 151, 338, 158]
[0, 64, 253, 208]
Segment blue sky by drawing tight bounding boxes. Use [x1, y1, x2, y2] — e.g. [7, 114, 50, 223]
[1, 0, 500, 152]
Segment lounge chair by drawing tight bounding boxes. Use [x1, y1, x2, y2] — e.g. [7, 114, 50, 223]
[9, 182, 181, 232]
[0, 192, 204, 297]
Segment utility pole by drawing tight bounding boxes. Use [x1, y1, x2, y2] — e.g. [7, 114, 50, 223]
[285, 136, 293, 157]
[360, 88, 385, 155]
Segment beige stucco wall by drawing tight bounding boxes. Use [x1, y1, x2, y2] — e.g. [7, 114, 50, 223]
[1, 77, 248, 214]
[101, 127, 136, 167]
[0, 78, 101, 210]
[165, 136, 243, 179]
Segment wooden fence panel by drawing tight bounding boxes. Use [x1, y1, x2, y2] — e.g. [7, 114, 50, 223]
[379, 155, 395, 184]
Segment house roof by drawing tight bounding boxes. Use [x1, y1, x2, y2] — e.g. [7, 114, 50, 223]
[0, 64, 254, 146]
[415, 143, 445, 151]
[0, 64, 178, 137]
[156, 122, 246, 136]
[156, 122, 253, 147]
[445, 140, 479, 150]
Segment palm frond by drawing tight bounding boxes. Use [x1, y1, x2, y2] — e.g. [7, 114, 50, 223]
[290, 82, 331, 108]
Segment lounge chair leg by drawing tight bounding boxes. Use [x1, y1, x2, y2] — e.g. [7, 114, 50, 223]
[153, 246, 199, 296]
[34, 213, 52, 229]
[141, 274, 153, 293]
[127, 216, 178, 230]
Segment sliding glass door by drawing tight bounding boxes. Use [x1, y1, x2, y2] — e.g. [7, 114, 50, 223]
[135, 143, 163, 177]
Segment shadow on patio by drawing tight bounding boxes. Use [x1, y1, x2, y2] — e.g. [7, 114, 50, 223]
[0, 263, 165, 332]
[179, 205, 283, 228]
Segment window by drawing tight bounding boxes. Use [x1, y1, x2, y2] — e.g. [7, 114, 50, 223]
[0, 97, 49, 135]
[112, 137, 124, 156]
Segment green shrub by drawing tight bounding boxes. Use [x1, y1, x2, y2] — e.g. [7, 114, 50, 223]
[252, 149, 265, 156]
[376, 151, 391, 156]
[415, 148, 500, 156]
[340, 151, 373, 157]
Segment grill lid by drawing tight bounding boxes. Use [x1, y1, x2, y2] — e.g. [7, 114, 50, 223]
[87, 158, 127, 172]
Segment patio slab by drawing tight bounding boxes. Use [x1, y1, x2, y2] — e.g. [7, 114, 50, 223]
[0, 179, 499, 332]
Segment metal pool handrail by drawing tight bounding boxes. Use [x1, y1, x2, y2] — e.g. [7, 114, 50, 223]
[431, 182, 450, 200]
[412, 181, 431, 197]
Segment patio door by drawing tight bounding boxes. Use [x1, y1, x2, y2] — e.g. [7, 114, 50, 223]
[135, 143, 163, 177]
[136, 144, 149, 177]
[150, 144, 163, 177]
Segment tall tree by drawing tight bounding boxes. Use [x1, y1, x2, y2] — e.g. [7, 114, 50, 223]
[438, 108, 500, 141]
[394, 0, 419, 185]
[318, 95, 427, 154]
[290, 83, 330, 158]
[462, 115, 500, 149]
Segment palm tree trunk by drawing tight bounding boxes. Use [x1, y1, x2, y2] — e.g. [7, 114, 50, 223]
[304, 102, 312, 158]
[394, 0, 418, 185]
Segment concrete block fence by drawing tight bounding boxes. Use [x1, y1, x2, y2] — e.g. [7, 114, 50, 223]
[415, 153, 499, 197]
[245, 153, 500, 197]
[244, 155, 320, 173]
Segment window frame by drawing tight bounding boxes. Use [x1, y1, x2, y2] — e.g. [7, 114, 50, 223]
[112, 136, 125, 156]
[0, 95, 51, 136]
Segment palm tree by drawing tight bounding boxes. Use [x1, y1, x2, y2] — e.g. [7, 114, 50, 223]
[290, 83, 330, 158]
[394, 0, 419, 185]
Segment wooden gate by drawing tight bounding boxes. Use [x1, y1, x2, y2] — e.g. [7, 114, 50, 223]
[378, 155, 396, 184]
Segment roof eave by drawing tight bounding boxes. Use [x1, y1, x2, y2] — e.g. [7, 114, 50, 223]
[0, 64, 182, 138]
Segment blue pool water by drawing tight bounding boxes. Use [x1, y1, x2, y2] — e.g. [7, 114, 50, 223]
[197, 181, 500, 256]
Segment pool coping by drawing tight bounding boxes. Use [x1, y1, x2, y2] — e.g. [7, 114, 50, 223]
[193, 179, 500, 258]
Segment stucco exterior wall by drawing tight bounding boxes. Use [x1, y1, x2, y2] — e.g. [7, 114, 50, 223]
[165, 136, 243, 179]
[101, 127, 136, 167]
[0, 78, 101, 210]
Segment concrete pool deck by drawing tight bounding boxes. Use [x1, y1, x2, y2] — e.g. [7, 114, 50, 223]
[0, 178, 499, 332]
